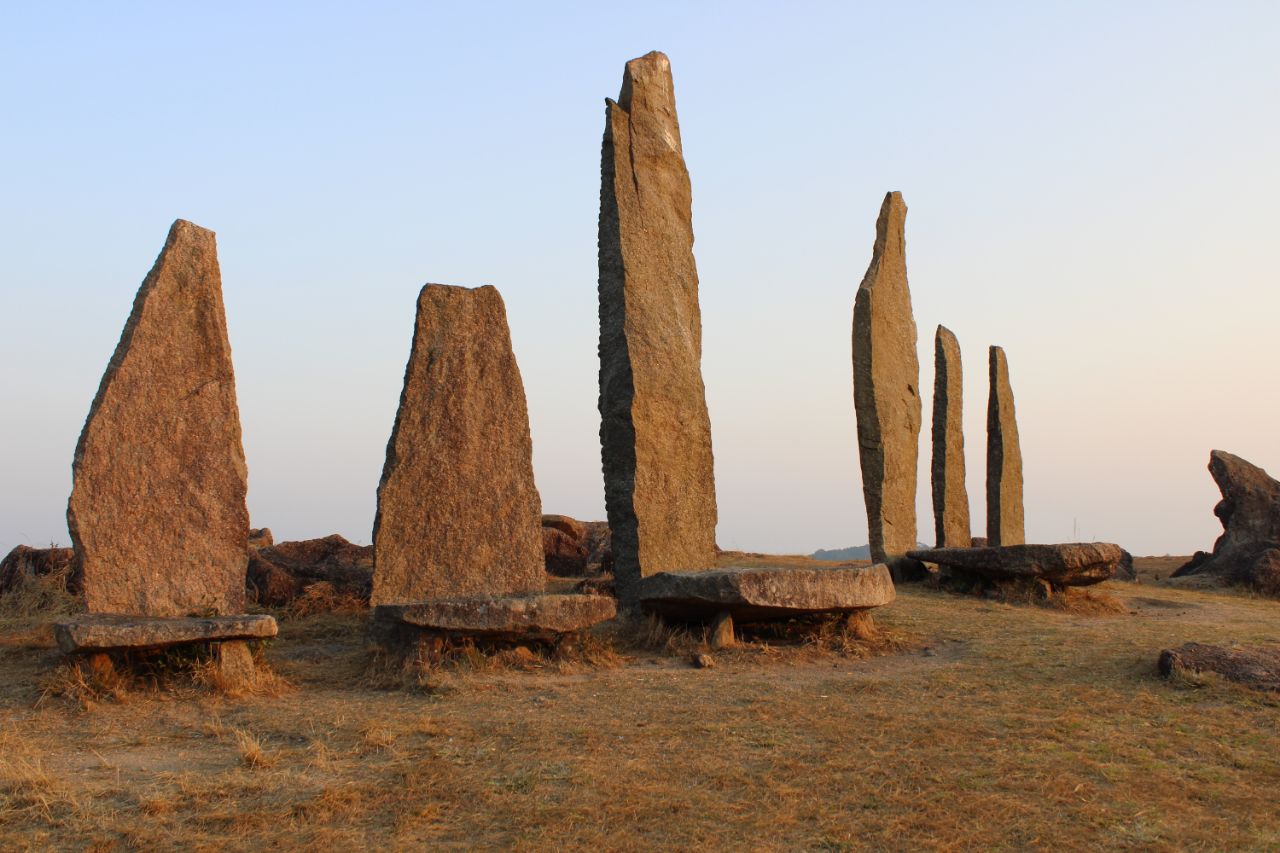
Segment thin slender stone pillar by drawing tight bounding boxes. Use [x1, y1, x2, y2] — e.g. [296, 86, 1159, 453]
[932, 325, 971, 547]
[598, 51, 718, 603]
[852, 191, 921, 564]
[986, 346, 1025, 545]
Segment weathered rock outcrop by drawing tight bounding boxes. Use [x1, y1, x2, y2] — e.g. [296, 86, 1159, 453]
[986, 346, 1024, 546]
[67, 219, 250, 617]
[852, 192, 921, 564]
[931, 325, 970, 548]
[638, 564, 896, 622]
[908, 543, 1123, 588]
[372, 284, 544, 605]
[248, 534, 373, 607]
[598, 51, 718, 602]
[1171, 451, 1280, 595]
[1159, 642, 1280, 692]
[0, 545, 75, 595]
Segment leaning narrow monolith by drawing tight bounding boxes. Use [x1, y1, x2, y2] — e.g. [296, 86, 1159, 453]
[932, 325, 971, 547]
[371, 284, 545, 606]
[67, 219, 250, 617]
[598, 50, 718, 602]
[852, 192, 921, 563]
[986, 346, 1025, 545]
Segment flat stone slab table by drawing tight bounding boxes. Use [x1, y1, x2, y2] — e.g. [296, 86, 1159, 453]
[53, 613, 279, 690]
[907, 542, 1123, 588]
[637, 564, 896, 648]
[371, 593, 617, 647]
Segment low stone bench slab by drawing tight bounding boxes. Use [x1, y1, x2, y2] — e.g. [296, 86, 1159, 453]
[907, 543, 1123, 588]
[637, 564, 896, 623]
[53, 613, 278, 655]
[372, 593, 617, 642]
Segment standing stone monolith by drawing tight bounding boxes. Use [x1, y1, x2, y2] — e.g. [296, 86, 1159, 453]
[67, 219, 249, 617]
[986, 346, 1025, 546]
[371, 284, 544, 606]
[852, 192, 921, 563]
[932, 325, 971, 548]
[598, 50, 717, 602]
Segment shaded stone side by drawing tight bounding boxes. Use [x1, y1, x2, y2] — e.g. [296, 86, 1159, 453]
[852, 192, 921, 562]
[598, 50, 717, 602]
[931, 325, 970, 548]
[986, 346, 1025, 545]
[67, 219, 249, 617]
[371, 284, 544, 605]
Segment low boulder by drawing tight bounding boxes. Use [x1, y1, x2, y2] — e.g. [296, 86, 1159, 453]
[0, 545, 76, 594]
[1159, 642, 1280, 692]
[1172, 451, 1280, 596]
[247, 534, 372, 607]
[539, 515, 612, 576]
[908, 542, 1124, 588]
[542, 527, 589, 576]
[248, 528, 274, 549]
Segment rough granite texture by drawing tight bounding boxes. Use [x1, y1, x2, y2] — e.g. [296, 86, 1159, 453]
[598, 51, 718, 603]
[67, 219, 250, 617]
[931, 326, 971, 548]
[852, 192, 921, 562]
[637, 564, 896, 622]
[1171, 451, 1280, 593]
[54, 613, 277, 654]
[372, 284, 544, 606]
[373, 594, 616, 639]
[986, 346, 1025, 546]
[908, 543, 1123, 587]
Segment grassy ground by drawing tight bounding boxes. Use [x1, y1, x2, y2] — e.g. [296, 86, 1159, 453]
[0, 556, 1277, 851]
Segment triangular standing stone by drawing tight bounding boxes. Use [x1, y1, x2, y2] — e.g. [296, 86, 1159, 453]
[68, 219, 249, 616]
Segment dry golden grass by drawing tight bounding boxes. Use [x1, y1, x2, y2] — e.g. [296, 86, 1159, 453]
[0, 557, 1275, 850]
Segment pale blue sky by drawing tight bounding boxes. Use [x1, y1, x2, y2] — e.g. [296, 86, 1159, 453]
[2, 2, 1277, 556]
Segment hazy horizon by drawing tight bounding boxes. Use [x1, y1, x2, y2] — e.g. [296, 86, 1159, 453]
[2, 3, 1277, 558]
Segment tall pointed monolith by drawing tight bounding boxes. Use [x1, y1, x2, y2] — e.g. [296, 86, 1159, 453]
[371, 284, 544, 606]
[67, 219, 250, 616]
[986, 346, 1025, 545]
[598, 51, 717, 602]
[932, 325, 971, 547]
[852, 192, 921, 563]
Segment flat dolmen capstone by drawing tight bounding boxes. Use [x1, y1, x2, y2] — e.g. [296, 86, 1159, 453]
[637, 564, 895, 622]
[372, 595, 616, 642]
[54, 614, 277, 655]
[908, 543, 1124, 588]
